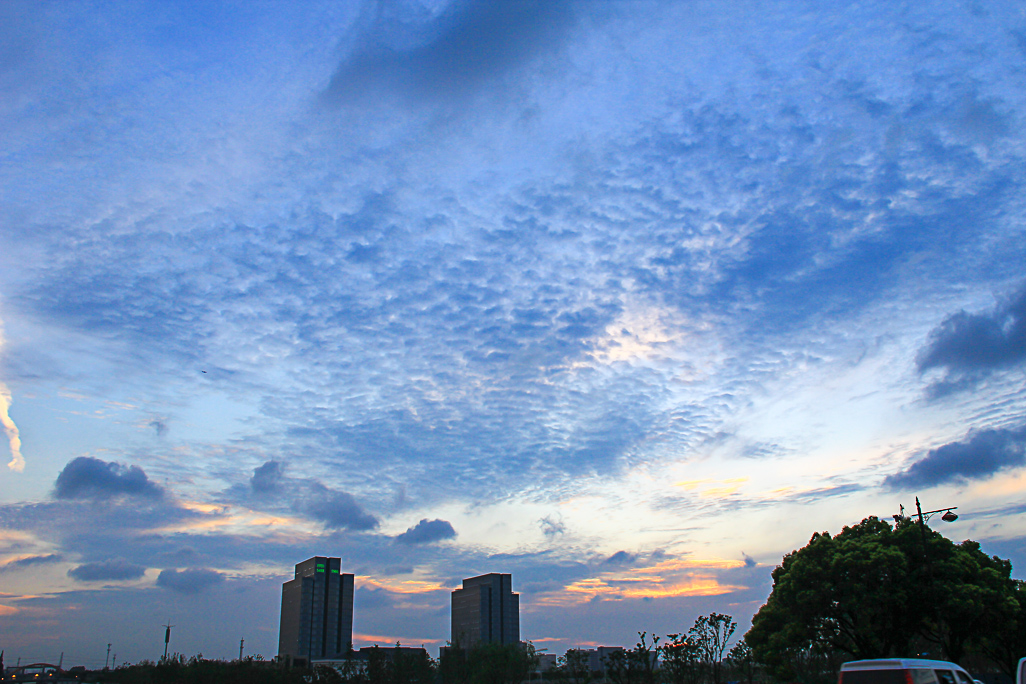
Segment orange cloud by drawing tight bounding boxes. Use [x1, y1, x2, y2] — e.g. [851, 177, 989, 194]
[354, 632, 445, 647]
[0, 604, 19, 615]
[674, 478, 748, 498]
[530, 557, 747, 608]
[357, 577, 449, 595]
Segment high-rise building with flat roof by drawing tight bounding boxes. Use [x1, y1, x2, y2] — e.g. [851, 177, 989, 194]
[451, 573, 519, 647]
[278, 557, 354, 662]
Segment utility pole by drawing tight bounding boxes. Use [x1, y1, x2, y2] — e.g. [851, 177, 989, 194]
[163, 619, 174, 660]
[106, 643, 111, 670]
[112, 654, 117, 669]
[239, 638, 245, 661]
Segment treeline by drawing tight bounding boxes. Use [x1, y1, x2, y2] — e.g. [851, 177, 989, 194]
[98, 621, 751, 684]
[555, 615, 755, 684]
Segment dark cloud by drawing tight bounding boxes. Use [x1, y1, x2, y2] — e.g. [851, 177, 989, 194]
[355, 586, 396, 609]
[394, 518, 457, 545]
[918, 284, 1026, 395]
[54, 457, 164, 501]
[325, 0, 575, 104]
[250, 460, 285, 495]
[156, 567, 225, 593]
[742, 553, 757, 568]
[603, 550, 637, 566]
[231, 461, 378, 532]
[68, 559, 146, 582]
[304, 484, 379, 532]
[884, 426, 1026, 489]
[0, 553, 62, 571]
[149, 419, 168, 437]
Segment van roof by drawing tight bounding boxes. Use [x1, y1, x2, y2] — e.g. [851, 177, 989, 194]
[841, 660, 968, 672]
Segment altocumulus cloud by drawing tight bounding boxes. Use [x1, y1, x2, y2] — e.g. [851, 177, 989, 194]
[54, 457, 164, 500]
[918, 283, 1026, 395]
[156, 568, 225, 593]
[394, 518, 456, 545]
[68, 559, 146, 582]
[885, 426, 1026, 489]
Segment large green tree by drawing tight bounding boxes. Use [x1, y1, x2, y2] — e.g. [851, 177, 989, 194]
[746, 516, 1019, 678]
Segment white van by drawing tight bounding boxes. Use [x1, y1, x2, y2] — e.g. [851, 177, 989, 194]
[839, 659, 974, 684]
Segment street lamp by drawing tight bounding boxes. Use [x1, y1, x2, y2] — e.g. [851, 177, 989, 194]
[892, 497, 958, 526]
[893, 497, 959, 559]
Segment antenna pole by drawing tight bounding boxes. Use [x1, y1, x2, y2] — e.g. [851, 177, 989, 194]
[163, 619, 174, 660]
[106, 643, 111, 670]
[239, 638, 245, 661]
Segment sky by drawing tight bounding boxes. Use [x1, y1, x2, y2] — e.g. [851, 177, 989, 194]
[2, 0, 1026, 668]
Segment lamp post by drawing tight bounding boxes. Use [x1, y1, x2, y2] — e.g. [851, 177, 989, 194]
[893, 497, 958, 559]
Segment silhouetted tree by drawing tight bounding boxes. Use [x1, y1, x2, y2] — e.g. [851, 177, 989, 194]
[659, 633, 702, 684]
[690, 614, 734, 684]
[468, 642, 537, 684]
[605, 633, 658, 684]
[555, 649, 592, 684]
[746, 516, 1019, 679]
[726, 637, 756, 684]
[979, 579, 1026, 679]
[439, 645, 471, 684]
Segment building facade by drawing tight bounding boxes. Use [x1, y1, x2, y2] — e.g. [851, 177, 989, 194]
[450, 573, 519, 647]
[278, 557, 355, 662]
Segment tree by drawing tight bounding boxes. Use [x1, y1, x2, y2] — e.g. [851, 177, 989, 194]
[726, 638, 756, 684]
[746, 516, 1019, 678]
[605, 633, 658, 684]
[658, 633, 702, 684]
[439, 645, 471, 684]
[979, 579, 1026, 679]
[466, 642, 537, 684]
[629, 632, 659, 684]
[555, 649, 592, 684]
[366, 646, 389, 684]
[690, 614, 735, 684]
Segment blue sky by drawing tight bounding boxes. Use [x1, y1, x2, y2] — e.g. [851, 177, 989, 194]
[2, 0, 1026, 667]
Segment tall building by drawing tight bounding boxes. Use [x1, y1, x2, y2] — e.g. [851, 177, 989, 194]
[278, 557, 355, 662]
[451, 573, 519, 647]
